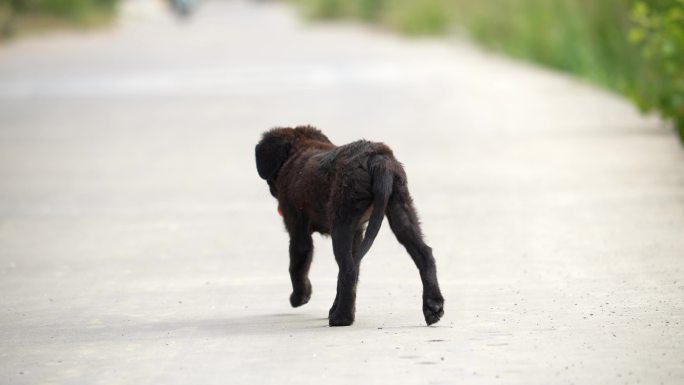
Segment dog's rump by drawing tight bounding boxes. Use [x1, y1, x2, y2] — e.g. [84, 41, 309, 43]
[316, 141, 399, 258]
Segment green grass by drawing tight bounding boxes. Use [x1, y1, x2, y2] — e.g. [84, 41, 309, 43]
[294, 0, 684, 141]
[0, 0, 117, 39]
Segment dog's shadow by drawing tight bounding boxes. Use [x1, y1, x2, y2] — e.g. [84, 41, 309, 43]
[145, 313, 330, 337]
[42, 312, 426, 345]
[53, 313, 332, 344]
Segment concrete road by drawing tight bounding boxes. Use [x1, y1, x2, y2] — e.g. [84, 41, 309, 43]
[1, 1, 683, 384]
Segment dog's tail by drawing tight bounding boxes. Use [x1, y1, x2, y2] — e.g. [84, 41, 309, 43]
[356, 155, 393, 260]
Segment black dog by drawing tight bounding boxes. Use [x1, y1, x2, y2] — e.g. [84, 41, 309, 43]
[255, 126, 444, 326]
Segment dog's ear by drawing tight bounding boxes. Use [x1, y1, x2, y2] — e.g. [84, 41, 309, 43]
[255, 135, 291, 180]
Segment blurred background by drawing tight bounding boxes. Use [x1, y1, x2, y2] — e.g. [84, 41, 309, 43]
[1, 0, 682, 136]
[1, 0, 683, 384]
[294, 0, 684, 138]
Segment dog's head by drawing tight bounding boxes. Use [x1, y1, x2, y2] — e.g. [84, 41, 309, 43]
[255, 126, 331, 181]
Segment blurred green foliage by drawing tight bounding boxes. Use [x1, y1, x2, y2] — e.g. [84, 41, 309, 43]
[0, 0, 116, 37]
[295, 0, 684, 139]
[630, 0, 684, 138]
[297, 0, 452, 34]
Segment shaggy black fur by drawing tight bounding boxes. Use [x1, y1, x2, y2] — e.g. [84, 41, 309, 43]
[255, 126, 444, 327]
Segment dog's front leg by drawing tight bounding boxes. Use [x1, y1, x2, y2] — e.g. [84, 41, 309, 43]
[288, 226, 314, 308]
[329, 220, 358, 326]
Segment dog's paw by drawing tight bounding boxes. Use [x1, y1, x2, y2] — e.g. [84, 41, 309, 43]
[328, 313, 354, 327]
[290, 290, 311, 308]
[289, 280, 311, 308]
[423, 296, 444, 326]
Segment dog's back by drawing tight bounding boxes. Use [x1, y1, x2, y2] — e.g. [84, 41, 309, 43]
[276, 139, 399, 233]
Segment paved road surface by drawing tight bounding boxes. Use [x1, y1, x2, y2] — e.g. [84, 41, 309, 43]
[1, 1, 683, 384]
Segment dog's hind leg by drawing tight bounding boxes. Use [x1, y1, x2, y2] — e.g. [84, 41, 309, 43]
[288, 223, 314, 308]
[386, 186, 444, 325]
[329, 220, 361, 326]
[328, 229, 363, 319]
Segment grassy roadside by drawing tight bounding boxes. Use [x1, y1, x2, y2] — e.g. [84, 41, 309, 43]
[293, 0, 684, 141]
[0, 0, 117, 40]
